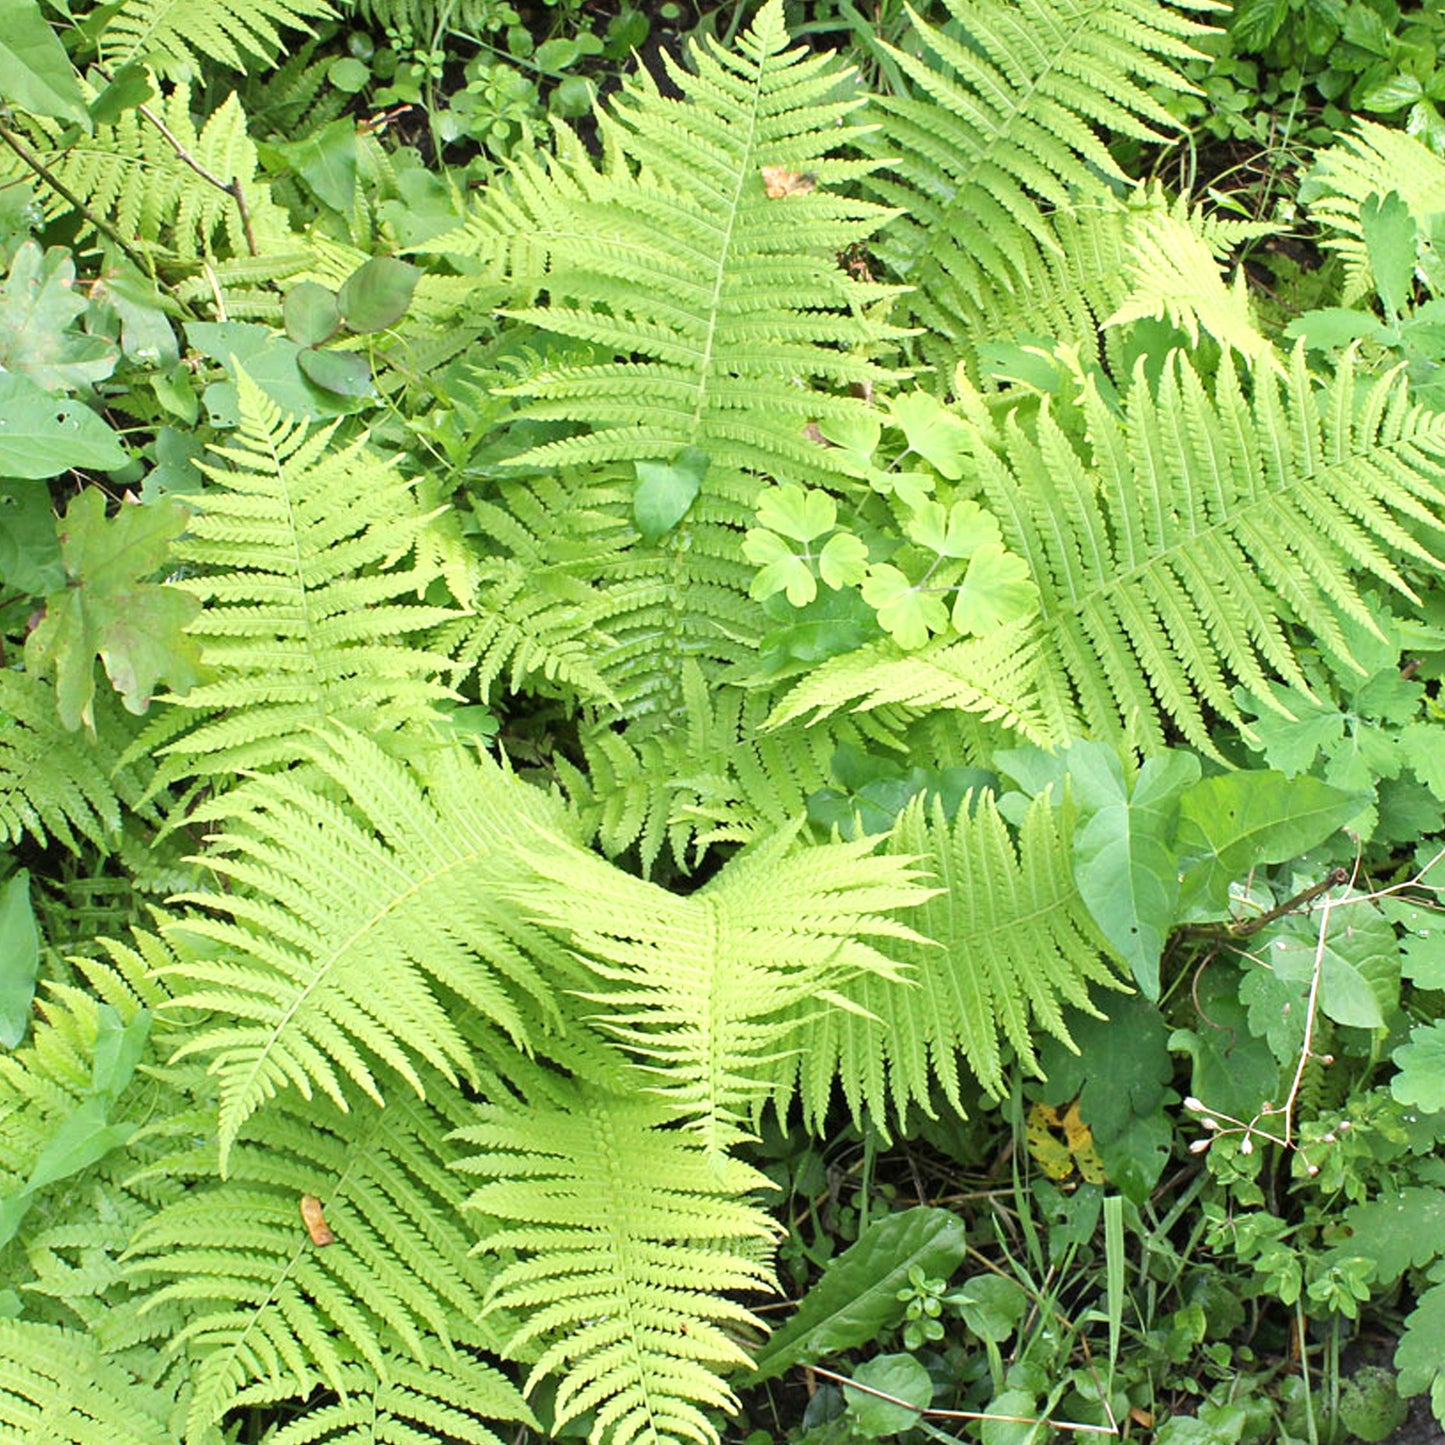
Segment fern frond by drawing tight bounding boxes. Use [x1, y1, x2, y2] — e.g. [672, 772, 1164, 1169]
[456, 1080, 779, 1445]
[100, 0, 333, 77]
[976, 347, 1445, 752]
[125, 1077, 506, 1438]
[516, 821, 929, 1155]
[869, 0, 1215, 365]
[159, 726, 580, 1163]
[766, 791, 1119, 1127]
[30, 85, 289, 260]
[1300, 120, 1445, 304]
[765, 623, 1053, 744]
[262, 1348, 536, 1445]
[0, 1319, 172, 1445]
[134, 374, 459, 786]
[0, 672, 122, 851]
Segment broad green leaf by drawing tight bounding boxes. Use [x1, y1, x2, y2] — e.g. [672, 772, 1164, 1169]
[0, 0, 88, 125]
[949, 1274, 1027, 1342]
[1176, 771, 1365, 909]
[846, 1353, 931, 1437]
[1285, 306, 1393, 351]
[269, 118, 358, 212]
[298, 345, 373, 397]
[25, 1095, 134, 1192]
[1341, 1187, 1445, 1285]
[817, 411, 880, 471]
[907, 498, 999, 559]
[95, 266, 178, 367]
[1393, 1022, 1445, 1114]
[1265, 905, 1396, 1031]
[0, 870, 39, 1049]
[745, 528, 816, 606]
[327, 55, 370, 92]
[818, 531, 868, 589]
[951, 543, 1038, 635]
[336, 256, 420, 332]
[283, 282, 342, 347]
[634, 445, 707, 543]
[88, 61, 153, 124]
[1399, 721, 1445, 801]
[742, 1207, 968, 1384]
[1364, 192, 1416, 318]
[24, 489, 204, 730]
[1396, 1275, 1445, 1398]
[862, 563, 947, 650]
[0, 373, 127, 477]
[889, 391, 971, 478]
[0, 241, 118, 391]
[756, 483, 835, 542]
[1239, 683, 1346, 773]
[0, 480, 63, 593]
[186, 322, 362, 420]
[1070, 745, 1201, 998]
[1170, 966, 1279, 1124]
[91, 1003, 151, 1100]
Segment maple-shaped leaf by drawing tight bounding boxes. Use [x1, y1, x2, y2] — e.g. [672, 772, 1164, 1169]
[24, 489, 204, 731]
[1396, 1273, 1445, 1400]
[951, 543, 1039, 636]
[1392, 1021, 1445, 1116]
[861, 563, 948, 650]
[1341, 1187, 1445, 1285]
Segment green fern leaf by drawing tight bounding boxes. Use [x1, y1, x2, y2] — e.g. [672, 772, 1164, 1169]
[135, 373, 459, 785]
[125, 1077, 508, 1438]
[0, 1319, 172, 1445]
[517, 820, 929, 1155]
[100, 0, 333, 76]
[870, 0, 1215, 364]
[975, 347, 1445, 752]
[457, 1079, 779, 1445]
[160, 726, 580, 1163]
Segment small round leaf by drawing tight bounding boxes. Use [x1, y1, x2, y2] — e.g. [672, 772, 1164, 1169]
[283, 283, 342, 347]
[337, 257, 420, 333]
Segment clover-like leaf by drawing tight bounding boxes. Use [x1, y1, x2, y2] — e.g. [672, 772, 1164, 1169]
[745, 528, 816, 606]
[950, 544, 1039, 635]
[819, 531, 868, 590]
[756, 483, 836, 542]
[908, 498, 1001, 560]
[889, 392, 972, 479]
[861, 563, 947, 650]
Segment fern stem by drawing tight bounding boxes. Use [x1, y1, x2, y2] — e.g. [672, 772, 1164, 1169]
[0, 121, 151, 274]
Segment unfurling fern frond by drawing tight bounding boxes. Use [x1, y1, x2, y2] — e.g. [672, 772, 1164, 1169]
[99, 0, 333, 77]
[0, 1319, 172, 1445]
[125, 1077, 511, 1438]
[516, 822, 929, 1156]
[0, 672, 122, 851]
[1300, 120, 1445, 304]
[869, 0, 1213, 366]
[136, 374, 457, 786]
[764, 791, 1119, 1128]
[456, 1080, 780, 1445]
[30, 86, 290, 260]
[160, 727, 581, 1162]
[975, 348, 1445, 752]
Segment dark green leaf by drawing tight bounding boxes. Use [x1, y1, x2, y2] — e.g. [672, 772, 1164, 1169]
[0, 480, 62, 593]
[283, 282, 342, 347]
[742, 1207, 968, 1384]
[87, 61, 153, 124]
[336, 256, 419, 333]
[0, 373, 127, 477]
[270, 119, 358, 212]
[845, 1354, 931, 1437]
[0, 0, 89, 125]
[634, 446, 707, 543]
[327, 55, 370, 92]
[298, 344, 373, 396]
[0, 870, 39, 1049]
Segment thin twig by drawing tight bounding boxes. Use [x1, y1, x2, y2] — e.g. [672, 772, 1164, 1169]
[0, 121, 150, 273]
[805, 1363, 1117, 1435]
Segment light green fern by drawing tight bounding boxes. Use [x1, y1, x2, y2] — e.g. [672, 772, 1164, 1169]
[135, 374, 459, 785]
[456, 1080, 780, 1445]
[868, 0, 1214, 365]
[99, 0, 334, 77]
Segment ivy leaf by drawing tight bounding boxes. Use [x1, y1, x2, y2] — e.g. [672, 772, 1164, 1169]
[634, 445, 708, 543]
[889, 392, 971, 479]
[336, 256, 419, 333]
[24, 489, 204, 731]
[951, 543, 1038, 635]
[1070, 745, 1201, 999]
[1393, 1021, 1445, 1114]
[0, 373, 127, 478]
[745, 528, 816, 606]
[0, 870, 39, 1050]
[818, 531, 868, 589]
[0, 0, 89, 125]
[861, 563, 948, 650]
[0, 242, 118, 392]
[757, 483, 836, 542]
[907, 498, 999, 559]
